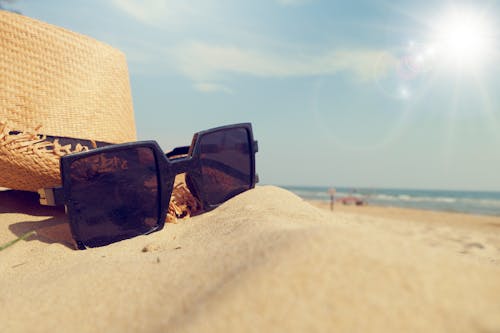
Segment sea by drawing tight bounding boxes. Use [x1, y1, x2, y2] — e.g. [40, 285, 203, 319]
[282, 186, 500, 217]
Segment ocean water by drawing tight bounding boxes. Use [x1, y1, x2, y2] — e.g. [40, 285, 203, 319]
[283, 186, 500, 217]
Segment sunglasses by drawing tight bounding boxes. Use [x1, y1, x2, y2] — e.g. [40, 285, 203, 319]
[38, 123, 258, 249]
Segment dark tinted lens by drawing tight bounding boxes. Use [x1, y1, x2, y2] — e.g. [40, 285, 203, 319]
[198, 128, 252, 205]
[67, 147, 159, 247]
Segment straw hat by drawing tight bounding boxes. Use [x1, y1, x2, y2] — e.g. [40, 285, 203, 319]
[0, 11, 137, 192]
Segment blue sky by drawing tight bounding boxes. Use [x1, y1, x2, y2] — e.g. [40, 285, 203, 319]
[8, 0, 500, 191]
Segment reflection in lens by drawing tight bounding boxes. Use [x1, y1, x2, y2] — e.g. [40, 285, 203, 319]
[197, 128, 252, 205]
[68, 147, 159, 247]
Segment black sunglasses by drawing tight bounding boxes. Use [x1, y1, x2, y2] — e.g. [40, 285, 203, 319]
[38, 123, 258, 249]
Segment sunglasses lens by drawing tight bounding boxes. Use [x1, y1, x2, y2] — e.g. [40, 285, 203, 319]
[67, 147, 160, 247]
[198, 127, 252, 205]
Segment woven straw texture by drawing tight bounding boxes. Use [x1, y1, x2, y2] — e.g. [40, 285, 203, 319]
[0, 11, 137, 191]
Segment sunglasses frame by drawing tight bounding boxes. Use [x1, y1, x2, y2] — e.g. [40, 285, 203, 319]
[43, 123, 258, 249]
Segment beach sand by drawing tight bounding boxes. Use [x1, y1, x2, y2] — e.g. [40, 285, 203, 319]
[1, 186, 500, 332]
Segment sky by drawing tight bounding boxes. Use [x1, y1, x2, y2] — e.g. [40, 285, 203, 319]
[5, 0, 500, 191]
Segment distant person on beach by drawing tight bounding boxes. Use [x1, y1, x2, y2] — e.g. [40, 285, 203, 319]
[329, 188, 336, 211]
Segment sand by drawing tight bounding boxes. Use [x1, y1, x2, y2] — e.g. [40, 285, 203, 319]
[1, 186, 500, 332]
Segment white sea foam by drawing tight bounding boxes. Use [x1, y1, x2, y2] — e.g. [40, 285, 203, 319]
[284, 186, 500, 216]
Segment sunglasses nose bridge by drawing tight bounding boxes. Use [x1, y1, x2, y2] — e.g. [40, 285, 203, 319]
[168, 157, 197, 176]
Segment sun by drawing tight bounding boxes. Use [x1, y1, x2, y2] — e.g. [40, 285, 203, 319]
[430, 8, 495, 71]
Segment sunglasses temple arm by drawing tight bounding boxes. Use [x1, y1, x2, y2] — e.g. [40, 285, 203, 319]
[38, 187, 64, 206]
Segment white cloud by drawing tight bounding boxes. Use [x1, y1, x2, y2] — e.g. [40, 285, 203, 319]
[109, 1, 398, 92]
[194, 82, 233, 94]
[110, 0, 166, 22]
[169, 42, 398, 84]
[109, 0, 198, 26]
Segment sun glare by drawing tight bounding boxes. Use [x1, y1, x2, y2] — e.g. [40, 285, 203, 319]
[429, 8, 495, 71]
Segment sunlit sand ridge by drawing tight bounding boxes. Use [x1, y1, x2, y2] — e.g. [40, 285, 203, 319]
[1, 186, 499, 332]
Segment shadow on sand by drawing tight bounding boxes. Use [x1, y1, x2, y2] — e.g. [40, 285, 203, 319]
[1, 190, 74, 249]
